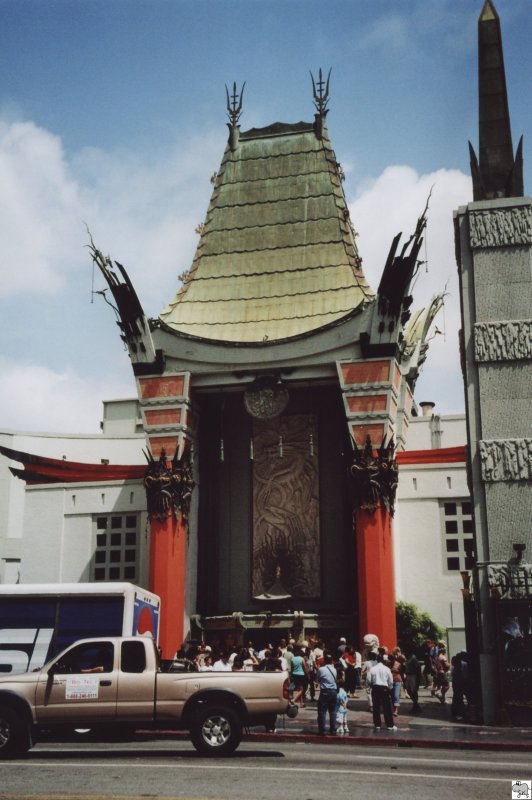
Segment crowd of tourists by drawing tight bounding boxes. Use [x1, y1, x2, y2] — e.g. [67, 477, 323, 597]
[173, 634, 472, 735]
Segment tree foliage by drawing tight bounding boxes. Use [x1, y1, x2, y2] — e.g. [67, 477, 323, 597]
[395, 600, 445, 655]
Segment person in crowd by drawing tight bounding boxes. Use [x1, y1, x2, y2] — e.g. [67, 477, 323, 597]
[335, 676, 349, 735]
[451, 652, 467, 719]
[422, 639, 437, 687]
[366, 653, 396, 731]
[317, 652, 338, 736]
[238, 647, 259, 671]
[291, 645, 309, 707]
[196, 644, 212, 669]
[213, 651, 232, 671]
[198, 654, 213, 672]
[340, 645, 357, 697]
[305, 644, 317, 701]
[284, 643, 294, 673]
[431, 643, 450, 703]
[389, 647, 405, 717]
[336, 636, 347, 658]
[353, 647, 362, 692]
[263, 647, 284, 672]
[404, 651, 422, 713]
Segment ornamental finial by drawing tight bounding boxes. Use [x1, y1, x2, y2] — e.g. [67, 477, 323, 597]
[225, 81, 246, 126]
[310, 67, 331, 116]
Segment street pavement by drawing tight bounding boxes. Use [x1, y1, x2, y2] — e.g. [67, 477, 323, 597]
[242, 685, 532, 752]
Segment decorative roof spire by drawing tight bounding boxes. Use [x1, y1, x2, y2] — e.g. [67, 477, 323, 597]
[469, 0, 524, 200]
[226, 81, 245, 151]
[310, 68, 331, 139]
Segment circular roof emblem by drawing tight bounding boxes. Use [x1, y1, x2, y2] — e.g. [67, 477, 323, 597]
[244, 376, 289, 419]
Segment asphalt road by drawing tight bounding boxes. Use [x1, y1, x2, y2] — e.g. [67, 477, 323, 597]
[0, 739, 529, 800]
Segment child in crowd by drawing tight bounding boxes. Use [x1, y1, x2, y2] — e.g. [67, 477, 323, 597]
[335, 677, 349, 734]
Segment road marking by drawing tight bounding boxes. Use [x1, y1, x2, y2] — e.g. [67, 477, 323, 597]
[1, 761, 511, 783]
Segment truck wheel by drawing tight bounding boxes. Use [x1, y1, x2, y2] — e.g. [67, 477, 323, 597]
[190, 705, 242, 756]
[0, 707, 30, 759]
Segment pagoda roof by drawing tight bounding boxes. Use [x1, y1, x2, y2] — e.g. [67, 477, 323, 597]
[159, 118, 375, 343]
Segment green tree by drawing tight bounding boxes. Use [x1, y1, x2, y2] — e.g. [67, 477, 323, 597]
[395, 600, 444, 655]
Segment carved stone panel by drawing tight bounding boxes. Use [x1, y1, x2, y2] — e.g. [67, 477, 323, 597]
[479, 439, 532, 482]
[487, 563, 532, 599]
[474, 320, 532, 362]
[469, 207, 532, 249]
[252, 414, 320, 598]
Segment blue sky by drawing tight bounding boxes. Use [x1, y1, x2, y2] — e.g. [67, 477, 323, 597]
[0, 0, 530, 434]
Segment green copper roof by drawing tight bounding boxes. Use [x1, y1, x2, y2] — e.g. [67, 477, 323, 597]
[160, 118, 375, 342]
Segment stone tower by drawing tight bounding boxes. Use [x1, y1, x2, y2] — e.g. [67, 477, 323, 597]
[455, 0, 532, 724]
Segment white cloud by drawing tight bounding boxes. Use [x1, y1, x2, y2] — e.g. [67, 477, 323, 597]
[0, 115, 222, 312]
[348, 164, 472, 414]
[0, 120, 82, 297]
[0, 358, 135, 434]
[0, 115, 225, 434]
[72, 130, 222, 312]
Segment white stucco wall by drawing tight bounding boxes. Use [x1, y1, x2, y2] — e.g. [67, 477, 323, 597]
[0, 400, 147, 585]
[395, 412, 468, 651]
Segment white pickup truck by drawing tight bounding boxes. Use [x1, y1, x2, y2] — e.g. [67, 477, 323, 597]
[0, 636, 292, 757]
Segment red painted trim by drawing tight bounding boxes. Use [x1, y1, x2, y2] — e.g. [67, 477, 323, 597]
[1, 444, 467, 486]
[0, 445, 145, 484]
[396, 446, 466, 465]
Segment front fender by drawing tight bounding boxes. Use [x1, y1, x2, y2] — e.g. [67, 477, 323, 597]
[0, 691, 35, 726]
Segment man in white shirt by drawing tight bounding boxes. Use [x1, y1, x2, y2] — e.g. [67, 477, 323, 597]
[366, 654, 396, 731]
[213, 652, 232, 671]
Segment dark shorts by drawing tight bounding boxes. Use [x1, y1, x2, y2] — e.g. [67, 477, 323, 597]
[292, 674, 307, 689]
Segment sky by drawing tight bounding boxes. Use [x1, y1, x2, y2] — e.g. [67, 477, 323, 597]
[0, 0, 530, 435]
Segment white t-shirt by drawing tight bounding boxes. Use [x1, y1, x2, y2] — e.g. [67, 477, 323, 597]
[213, 660, 232, 671]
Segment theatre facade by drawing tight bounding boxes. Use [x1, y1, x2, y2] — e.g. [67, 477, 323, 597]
[79, 75, 443, 658]
[0, 77, 445, 660]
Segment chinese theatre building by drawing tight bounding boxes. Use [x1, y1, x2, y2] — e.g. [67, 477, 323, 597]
[4, 76, 442, 659]
[87, 75, 442, 658]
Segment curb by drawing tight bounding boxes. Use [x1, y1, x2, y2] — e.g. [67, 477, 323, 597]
[242, 730, 532, 752]
[134, 728, 532, 753]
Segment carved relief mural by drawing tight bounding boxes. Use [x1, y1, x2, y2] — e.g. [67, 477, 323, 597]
[469, 207, 532, 249]
[487, 563, 532, 599]
[474, 320, 532, 362]
[252, 414, 320, 598]
[479, 438, 532, 482]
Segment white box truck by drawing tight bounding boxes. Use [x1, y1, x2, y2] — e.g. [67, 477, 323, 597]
[0, 583, 160, 674]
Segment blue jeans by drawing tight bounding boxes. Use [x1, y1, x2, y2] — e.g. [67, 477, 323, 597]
[392, 680, 401, 707]
[318, 688, 337, 734]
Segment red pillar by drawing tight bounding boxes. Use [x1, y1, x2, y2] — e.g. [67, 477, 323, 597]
[149, 513, 187, 659]
[356, 504, 397, 650]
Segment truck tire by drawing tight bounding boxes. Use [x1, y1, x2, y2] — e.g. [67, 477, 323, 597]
[190, 704, 242, 756]
[0, 707, 30, 759]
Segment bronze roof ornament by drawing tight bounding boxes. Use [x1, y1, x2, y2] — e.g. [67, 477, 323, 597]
[311, 68, 331, 140]
[310, 67, 331, 116]
[225, 81, 246, 127]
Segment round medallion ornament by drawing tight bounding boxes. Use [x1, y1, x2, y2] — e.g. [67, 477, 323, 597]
[244, 376, 289, 420]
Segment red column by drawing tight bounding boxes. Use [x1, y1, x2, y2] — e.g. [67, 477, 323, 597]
[356, 504, 397, 650]
[149, 513, 187, 659]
